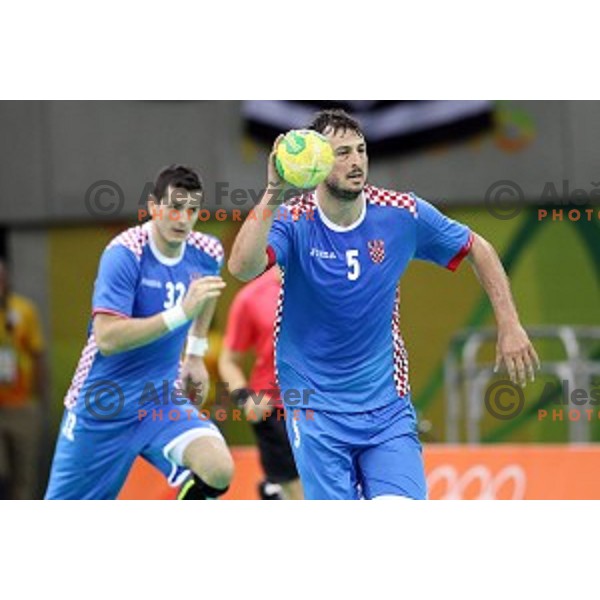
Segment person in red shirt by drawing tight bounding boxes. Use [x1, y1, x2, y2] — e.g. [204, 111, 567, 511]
[219, 268, 302, 499]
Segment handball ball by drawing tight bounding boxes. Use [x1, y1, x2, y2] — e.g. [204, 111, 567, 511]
[275, 130, 335, 189]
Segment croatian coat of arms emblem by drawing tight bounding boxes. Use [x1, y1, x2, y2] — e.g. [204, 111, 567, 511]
[367, 239, 385, 264]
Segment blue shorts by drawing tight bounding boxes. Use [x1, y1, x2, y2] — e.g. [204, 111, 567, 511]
[45, 404, 224, 499]
[285, 397, 427, 500]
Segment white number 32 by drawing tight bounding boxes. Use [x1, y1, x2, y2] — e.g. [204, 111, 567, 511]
[346, 249, 360, 281]
[164, 282, 186, 308]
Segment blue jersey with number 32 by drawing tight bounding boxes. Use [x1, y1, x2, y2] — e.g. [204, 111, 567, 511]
[267, 185, 473, 413]
[64, 222, 224, 420]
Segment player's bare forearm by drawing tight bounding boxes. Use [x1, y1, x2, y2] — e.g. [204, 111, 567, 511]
[468, 234, 519, 329]
[189, 297, 217, 337]
[95, 301, 217, 357]
[94, 276, 225, 356]
[93, 312, 170, 356]
[218, 347, 248, 393]
[230, 136, 291, 281]
[468, 233, 540, 385]
[218, 347, 267, 421]
[180, 296, 222, 406]
[228, 194, 277, 281]
[180, 298, 217, 406]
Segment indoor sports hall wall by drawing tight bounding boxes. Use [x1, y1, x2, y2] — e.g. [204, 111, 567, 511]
[2, 101, 600, 224]
[46, 206, 599, 446]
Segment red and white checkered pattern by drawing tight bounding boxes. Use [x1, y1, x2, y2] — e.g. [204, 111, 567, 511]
[284, 192, 317, 222]
[391, 288, 410, 398]
[64, 333, 99, 409]
[272, 267, 286, 389]
[64, 226, 148, 409]
[285, 186, 416, 220]
[368, 239, 385, 264]
[364, 185, 417, 217]
[187, 231, 224, 265]
[106, 225, 149, 260]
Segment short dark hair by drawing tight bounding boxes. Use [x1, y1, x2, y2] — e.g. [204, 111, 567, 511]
[308, 108, 364, 138]
[152, 164, 203, 204]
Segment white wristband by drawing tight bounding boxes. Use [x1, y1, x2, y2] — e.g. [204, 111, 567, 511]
[186, 335, 209, 357]
[162, 305, 190, 331]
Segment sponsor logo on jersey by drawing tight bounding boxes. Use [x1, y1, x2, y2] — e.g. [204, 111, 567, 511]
[310, 248, 337, 260]
[141, 278, 163, 289]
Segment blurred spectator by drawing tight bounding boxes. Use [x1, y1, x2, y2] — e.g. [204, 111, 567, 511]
[0, 258, 48, 499]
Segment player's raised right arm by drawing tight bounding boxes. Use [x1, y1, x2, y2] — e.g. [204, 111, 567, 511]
[94, 276, 226, 356]
[228, 136, 288, 281]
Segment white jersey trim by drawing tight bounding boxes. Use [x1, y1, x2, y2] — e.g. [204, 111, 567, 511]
[314, 191, 367, 233]
[144, 221, 186, 266]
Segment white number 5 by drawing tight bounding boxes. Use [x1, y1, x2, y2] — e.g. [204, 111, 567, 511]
[346, 249, 360, 281]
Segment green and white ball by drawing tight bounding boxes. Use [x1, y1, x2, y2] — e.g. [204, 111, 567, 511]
[275, 129, 335, 189]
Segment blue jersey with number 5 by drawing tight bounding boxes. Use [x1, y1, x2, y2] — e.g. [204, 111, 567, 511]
[267, 185, 473, 413]
[64, 221, 224, 420]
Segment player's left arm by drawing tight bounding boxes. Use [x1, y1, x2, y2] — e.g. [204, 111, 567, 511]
[179, 297, 218, 407]
[467, 233, 540, 386]
[413, 195, 540, 387]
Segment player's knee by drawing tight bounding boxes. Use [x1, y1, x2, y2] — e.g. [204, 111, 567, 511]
[204, 450, 234, 490]
[184, 437, 234, 490]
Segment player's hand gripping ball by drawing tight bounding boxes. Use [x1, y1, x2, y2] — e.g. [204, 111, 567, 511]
[275, 129, 335, 189]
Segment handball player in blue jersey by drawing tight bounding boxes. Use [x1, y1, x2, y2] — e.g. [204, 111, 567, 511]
[229, 109, 539, 500]
[46, 165, 234, 499]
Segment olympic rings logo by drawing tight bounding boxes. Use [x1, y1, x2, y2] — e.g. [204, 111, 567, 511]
[427, 464, 527, 500]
